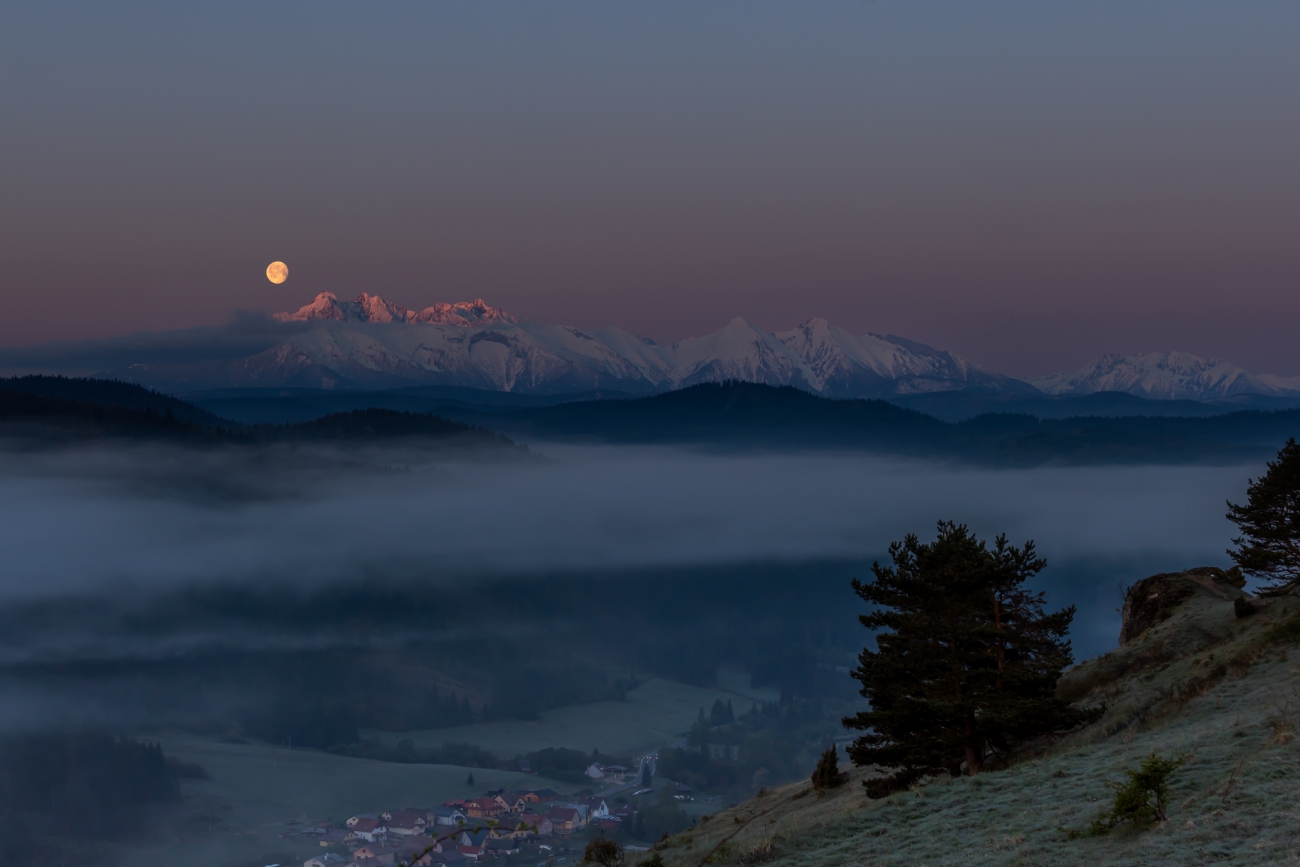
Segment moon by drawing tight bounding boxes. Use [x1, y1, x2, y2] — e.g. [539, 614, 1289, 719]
[266, 261, 288, 284]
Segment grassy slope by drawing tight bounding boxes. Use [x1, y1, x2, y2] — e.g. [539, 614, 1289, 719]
[648, 571, 1300, 867]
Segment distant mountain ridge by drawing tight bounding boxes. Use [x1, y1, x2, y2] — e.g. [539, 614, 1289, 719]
[1030, 351, 1300, 400]
[3, 292, 1299, 402]
[103, 292, 1034, 397]
[4, 376, 1298, 466]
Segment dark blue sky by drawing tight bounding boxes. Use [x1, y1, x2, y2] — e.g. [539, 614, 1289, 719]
[3, 2, 1299, 376]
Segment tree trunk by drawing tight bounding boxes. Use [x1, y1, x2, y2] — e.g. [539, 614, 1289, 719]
[964, 743, 983, 776]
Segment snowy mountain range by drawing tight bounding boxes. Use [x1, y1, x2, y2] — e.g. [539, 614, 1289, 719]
[126, 293, 1024, 397]
[98, 292, 1030, 396]
[4, 292, 1298, 402]
[1029, 352, 1300, 401]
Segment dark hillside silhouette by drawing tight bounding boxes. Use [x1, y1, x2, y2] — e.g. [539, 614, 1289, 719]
[1, 375, 228, 426]
[452, 381, 1300, 465]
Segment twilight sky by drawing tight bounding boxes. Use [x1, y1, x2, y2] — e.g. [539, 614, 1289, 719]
[3, 2, 1299, 377]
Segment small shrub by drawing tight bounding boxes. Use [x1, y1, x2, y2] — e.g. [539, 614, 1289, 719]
[736, 838, 776, 866]
[1235, 597, 1259, 618]
[1264, 611, 1300, 646]
[810, 746, 847, 791]
[584, 837, 624, 867]
[1079, 753, 1185, 836]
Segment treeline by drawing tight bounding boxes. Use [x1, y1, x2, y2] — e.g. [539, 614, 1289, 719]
[255, 407, 521, 449]
[0, 387, 236, 443]
[237, 652, 644, 749]
[0, 732, 185, 866]
[0, 564, 864, 757]
[657, 694, 847, 797]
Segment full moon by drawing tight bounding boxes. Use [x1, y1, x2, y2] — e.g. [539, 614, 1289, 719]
[266, 261, 288, 284]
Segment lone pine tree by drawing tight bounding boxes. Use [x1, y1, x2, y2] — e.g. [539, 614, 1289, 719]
[811, 745, 847, 791]
[843, 522, 1100, 797]
[1227, 437, 1300, 594]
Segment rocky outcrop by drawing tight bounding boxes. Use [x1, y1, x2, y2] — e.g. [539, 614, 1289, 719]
[1118, 566, 1246, 646]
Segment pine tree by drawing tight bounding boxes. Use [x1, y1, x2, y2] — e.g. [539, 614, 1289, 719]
[466, 771, 475, 786]
[843, 522, 1101, 798]
[1227, 438, 1300, 593]
[709, 699, 730, 726]
[810, 745, 846, 791]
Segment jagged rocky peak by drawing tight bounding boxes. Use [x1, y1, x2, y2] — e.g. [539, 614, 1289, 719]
[274, 292, 515, 326]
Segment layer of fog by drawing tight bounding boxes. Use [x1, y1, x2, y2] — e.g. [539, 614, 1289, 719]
[0, 442, 1253, 599]
[0, 441, 1263, 731]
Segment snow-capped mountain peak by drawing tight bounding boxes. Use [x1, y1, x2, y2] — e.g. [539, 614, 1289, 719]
[274, 293, 515, 326]
[1029, 351, 1300, 400]
[152, 296, 1036, 395]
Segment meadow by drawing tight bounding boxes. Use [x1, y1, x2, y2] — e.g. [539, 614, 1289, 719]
[365, 676, 780, 759]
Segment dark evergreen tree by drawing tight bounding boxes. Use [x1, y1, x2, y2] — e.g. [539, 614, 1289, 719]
[708, 699, 733, 726]
[810, 745, 846, 791]
[466, 771, 475, 786]
[843, 522, 1100, 798]
[1227, 438, 1300, 593]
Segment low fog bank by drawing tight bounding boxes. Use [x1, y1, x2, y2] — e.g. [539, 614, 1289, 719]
[0, 443, 1252, 597]
[0, 441, 1256, 735]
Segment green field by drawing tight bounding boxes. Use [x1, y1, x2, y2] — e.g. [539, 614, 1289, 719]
[137, 733, 578, 867]
[367, 676, 780, 758]
[155, 733, 577, 823]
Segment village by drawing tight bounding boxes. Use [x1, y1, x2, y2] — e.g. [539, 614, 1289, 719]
[283, 761, 679, 867]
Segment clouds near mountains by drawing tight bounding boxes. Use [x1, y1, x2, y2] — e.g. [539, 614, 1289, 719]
[2, 293, 1298, 401]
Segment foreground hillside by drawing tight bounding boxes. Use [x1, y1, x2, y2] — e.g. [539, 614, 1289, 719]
[649, 568, 1300, 866]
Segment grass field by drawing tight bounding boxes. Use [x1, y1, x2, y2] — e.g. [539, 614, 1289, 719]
[367, 676, 780, 758]
[139, 732, 579, 867]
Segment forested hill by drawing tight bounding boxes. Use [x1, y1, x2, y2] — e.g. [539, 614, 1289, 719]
[257, 407, 523, 450]
[4, 377, 1300, 464]
[0, 377, 519, 450]
[445, 381, 1300, 465]
[461, 382, 950, 451]
[0, 388, 234, 442]
[1, 375, 227, 426]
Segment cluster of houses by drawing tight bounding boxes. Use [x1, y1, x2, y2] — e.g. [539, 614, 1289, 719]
[290, 789, 639, 867]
